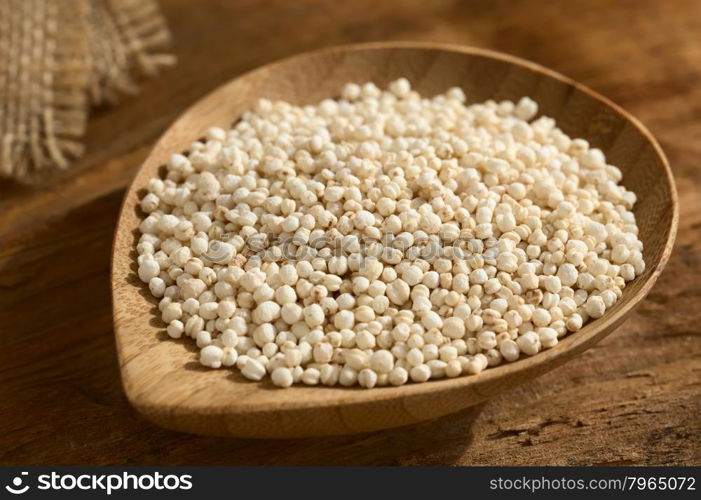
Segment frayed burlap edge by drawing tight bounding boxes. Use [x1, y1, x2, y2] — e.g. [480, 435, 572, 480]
[0, 0, 174, 183]
[89, 0, 175, 105]
[0, 0, 90, 181]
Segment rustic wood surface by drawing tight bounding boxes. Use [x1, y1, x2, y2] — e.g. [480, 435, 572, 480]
[1, 0, 699, 464]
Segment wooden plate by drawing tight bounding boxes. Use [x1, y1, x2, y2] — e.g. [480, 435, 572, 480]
[111, 42, 678, 438]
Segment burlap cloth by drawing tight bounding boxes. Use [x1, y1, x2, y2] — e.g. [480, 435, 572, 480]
[0, 0, 174, 182]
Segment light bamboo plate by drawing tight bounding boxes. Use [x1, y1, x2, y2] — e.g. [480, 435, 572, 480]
[112, 42, 678, 438]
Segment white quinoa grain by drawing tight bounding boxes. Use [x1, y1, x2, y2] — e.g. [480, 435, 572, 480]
[200, 345, 224, 368]
[271, 367, 294, 388]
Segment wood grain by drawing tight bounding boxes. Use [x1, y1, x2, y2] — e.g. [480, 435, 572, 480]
[1, 0, 700, 463]
[113, 43, 676, 438]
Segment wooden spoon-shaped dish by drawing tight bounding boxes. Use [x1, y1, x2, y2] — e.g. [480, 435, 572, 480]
[112, 42, 678, 438]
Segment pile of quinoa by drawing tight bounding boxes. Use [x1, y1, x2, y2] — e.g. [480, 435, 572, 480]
[135, 79, 644, 388]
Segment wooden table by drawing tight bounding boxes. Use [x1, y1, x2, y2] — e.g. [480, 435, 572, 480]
[1, 0, 699, 465]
